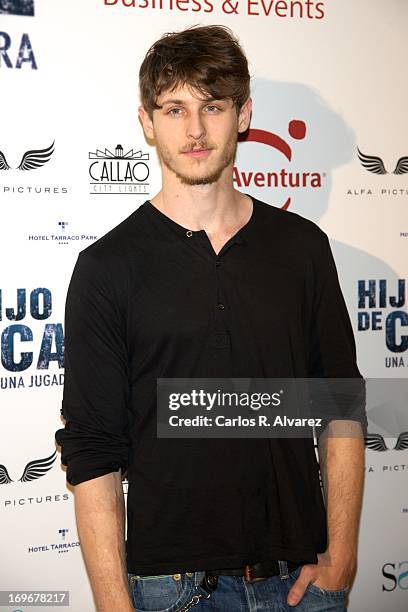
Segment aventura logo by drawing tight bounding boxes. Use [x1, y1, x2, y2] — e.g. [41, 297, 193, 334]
[89, 144, 150, 194]
[234, 122, 324, 210]
[0, 0, 34, 16]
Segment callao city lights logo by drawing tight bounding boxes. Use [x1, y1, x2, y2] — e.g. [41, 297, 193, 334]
[88, 144, 150, 195]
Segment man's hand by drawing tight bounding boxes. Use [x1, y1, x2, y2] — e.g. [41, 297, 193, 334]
[287, 551, 356, 606]
[285, 423, 364, 606]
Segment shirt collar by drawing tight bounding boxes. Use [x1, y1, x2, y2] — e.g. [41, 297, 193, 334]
[143, 195, 256, 245]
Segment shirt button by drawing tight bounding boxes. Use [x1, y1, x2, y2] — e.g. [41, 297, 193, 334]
[186, 230, 193, 237]
[215, 261, 220, 267]
[217, 303, 225, 310]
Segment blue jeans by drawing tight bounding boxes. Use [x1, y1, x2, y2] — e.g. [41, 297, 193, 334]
[127, 561, 349, 611]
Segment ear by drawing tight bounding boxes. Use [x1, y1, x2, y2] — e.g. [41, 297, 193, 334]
[138, 105, 154, 140]
[237, 97, 252, 133]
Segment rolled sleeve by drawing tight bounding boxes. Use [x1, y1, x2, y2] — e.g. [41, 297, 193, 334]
[309, 233, 368, 437]
[55, 250, 130, 485]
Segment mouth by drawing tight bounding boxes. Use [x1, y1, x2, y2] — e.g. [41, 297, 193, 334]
[182, 148, 212, 159]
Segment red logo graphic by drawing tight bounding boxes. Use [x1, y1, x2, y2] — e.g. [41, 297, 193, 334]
[235, 120, 322, 210]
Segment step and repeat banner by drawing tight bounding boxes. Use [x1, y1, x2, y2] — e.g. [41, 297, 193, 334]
[1, 0, 407, 610]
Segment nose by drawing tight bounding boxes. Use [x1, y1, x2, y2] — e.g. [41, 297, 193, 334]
[186, 111, 206, 141]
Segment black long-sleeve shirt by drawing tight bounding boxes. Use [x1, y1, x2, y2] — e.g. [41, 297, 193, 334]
[55, 196, 366, 575]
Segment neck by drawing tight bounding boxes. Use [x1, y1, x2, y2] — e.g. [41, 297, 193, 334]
[150, 165, 252, 234]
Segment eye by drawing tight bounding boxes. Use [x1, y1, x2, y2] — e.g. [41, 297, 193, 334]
[205, 105, 221, 113]
[167, 107, 183, 116]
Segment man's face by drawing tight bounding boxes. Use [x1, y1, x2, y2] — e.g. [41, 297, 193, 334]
[139, 84, 251, 185]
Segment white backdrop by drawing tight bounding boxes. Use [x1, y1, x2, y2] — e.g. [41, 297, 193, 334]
[1, 1, 407, 610]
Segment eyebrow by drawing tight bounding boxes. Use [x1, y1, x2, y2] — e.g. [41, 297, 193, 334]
[159, 98, 224, 108]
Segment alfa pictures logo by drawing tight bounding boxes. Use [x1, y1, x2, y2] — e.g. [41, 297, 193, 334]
[0, 140, 69, 195]
[0, 449, 57, 484]
[0, 141, 54, 171]
[348, 146, 408, 199]
[234, 121, 323, 210]
[358, 148, 408, 176]
[89, 144, 150, 195]
[0, 0, 34, 16]
[364, 432, 408, 452]
[365, 430, 408, 476]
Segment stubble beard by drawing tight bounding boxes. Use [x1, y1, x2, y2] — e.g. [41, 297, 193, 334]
[157, 135, 238, 186]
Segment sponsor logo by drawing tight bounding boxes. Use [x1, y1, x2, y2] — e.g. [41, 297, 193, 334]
[88, 144, 150, 195]
[0, 450, 57, 484]
[0, 0, 34, 16]
[365, 431, 408, 475]
[27, 220, 97, 247]
[0, 142, 54, 171]
[358, 149, 408, 176]
[235, 122, 324, 210]
[0, 31, 36, 69]
[27, 528, 80, 555]
[365, 432, 408, 452]
[382, 562, 408, 591]
[347, 147, 408, 199]
[0, 141, 69, 195]
[4, 492, 69, 509]
[59, 528, 69, 540]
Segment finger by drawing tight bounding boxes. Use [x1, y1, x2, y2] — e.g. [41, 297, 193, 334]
[287, 568, 316, 607]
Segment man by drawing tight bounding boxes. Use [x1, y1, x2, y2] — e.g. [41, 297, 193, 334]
[55, 24, 366, 611]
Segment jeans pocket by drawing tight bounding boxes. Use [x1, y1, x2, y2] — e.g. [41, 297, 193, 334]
[306, 582, 349, 598]
[127, 572, 193, 612]
[287, 566, 348, 599]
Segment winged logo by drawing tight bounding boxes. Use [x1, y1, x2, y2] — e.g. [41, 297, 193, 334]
[358, 148, 408, 175]
[0, 463, 13, 485]
[18, 141, 55, 171]
[0, 141, 55, 171]
[364, 432, 408, 451]
[393, 156, 408, 176]
[0, 449, 57, 484]
[0, 150, 11, 170]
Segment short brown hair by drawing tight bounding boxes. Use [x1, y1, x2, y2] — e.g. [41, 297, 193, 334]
[139, 24, 250, 118]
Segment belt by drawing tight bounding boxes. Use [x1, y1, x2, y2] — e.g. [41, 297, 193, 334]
[206, 560, 301, 582]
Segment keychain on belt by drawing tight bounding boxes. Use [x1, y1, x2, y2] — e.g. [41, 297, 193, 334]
[178, 573, 218, 611]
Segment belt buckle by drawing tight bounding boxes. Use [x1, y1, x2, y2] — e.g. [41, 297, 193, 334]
[244, 564, 252, 582]
[244, 563, 266, 583]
